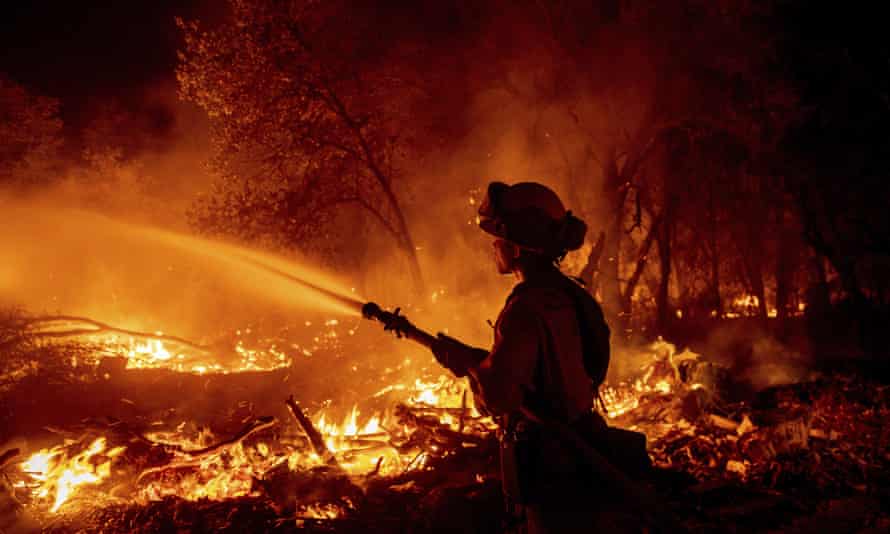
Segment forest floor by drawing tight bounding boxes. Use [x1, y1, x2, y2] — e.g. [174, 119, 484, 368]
[1, 323, 889, 533]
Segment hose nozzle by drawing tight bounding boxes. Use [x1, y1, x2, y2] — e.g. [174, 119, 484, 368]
[361, 302, 406, 334]
[360, 301, 435, 348]
[361, 302, 384, 321]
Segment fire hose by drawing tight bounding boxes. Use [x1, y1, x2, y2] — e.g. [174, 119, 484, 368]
[360, 302, 665, 522]
[210, 245, 666, 522]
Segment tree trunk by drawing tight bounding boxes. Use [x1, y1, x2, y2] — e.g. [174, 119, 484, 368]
[656, 217, 672, 335]
[795, 191, 865, 305]
[775, 210, 792, 338]
[750, 258, 768, 324]
[620, 214, 662, 315]
[600, 153, 625, 326]
[579, 231, 605, 294]
[384, 187, 424, 295]
[325, 86, 425, 294]
[708, 181, 722, 316]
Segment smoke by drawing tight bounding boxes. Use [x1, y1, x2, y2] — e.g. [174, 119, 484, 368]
[691, 321, 816, 392]
[351, 7, 658, 347]
[0, 3, 777, 374]
[0, 198, 361, 337]
[57, 81, 216, 228]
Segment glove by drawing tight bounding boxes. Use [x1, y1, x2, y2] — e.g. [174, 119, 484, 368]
[431, 333, 487, 377]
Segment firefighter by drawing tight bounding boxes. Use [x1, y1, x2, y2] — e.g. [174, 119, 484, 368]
[430, 182, 634, 533]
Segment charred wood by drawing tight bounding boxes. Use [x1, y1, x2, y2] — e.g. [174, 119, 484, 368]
[136, 416, 277, 483]
[285, 395, 338, 466]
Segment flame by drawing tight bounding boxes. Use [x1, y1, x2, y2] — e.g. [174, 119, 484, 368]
[21, 438, 124, 512]
[601, 339, 681, 419]
[302, 503, 342, 519]
[138, 442, 267, 502]
[12, 319, 704, 519]
[121, 337, 292, 374]
[18, 347, 684, 517]
[114, 375, 487, 506]
[733, 294, 760, 309]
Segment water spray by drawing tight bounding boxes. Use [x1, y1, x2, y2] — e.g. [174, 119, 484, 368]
[232, 253, 366, 315]
[232, 254, 432, 344]
[235, 251, 435, 348]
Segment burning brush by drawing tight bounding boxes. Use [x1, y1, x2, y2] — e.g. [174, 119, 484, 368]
[4, 250, 885, 531]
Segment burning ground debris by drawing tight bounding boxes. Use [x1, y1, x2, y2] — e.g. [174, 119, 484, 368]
[1, 317, 889, 532]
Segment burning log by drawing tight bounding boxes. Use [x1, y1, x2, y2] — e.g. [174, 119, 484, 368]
[285, 395, 338, 466]
[256, 462, 362, 518]
[708, 414, 743, 433]
[167, 416, 277, 459]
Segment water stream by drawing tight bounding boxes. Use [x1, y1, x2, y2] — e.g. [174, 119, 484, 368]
[0, 200, 365, 334]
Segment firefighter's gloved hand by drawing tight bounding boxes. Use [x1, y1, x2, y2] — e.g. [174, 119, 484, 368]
[431, 333, 487, 377]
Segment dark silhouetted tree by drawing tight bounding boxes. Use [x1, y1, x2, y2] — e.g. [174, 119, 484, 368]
[178, 0, 425, 289]
[0, 75, 63, 188]
[777, 1, 890, 306]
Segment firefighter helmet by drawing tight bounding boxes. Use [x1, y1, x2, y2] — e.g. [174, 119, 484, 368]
[478, 181, 586, 257]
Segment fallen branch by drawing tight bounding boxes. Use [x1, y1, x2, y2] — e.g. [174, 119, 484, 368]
[17, 315, 210, 354]
[136, 416, 277, 483]
[285, 395, 338, 466]
[395, 405, 486, 447]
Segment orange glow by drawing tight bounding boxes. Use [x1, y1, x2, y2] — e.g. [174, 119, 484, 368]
[14, 332, 691, 517]
[21, 438, 124, 512]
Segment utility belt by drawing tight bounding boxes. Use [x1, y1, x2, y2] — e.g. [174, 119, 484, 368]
[499, 415, 537, 506]
[499, 410, 651, 505]
[499, 411, 580, 505]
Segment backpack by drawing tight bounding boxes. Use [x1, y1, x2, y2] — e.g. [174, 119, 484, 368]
[506, 275, 611, 389]
[563, 277, 611, 388]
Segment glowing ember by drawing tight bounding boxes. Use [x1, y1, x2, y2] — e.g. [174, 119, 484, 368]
[733, 294, 760, 309]
[127, 339, 174, 363]
[120, 337, 292, 374]
[301, 503, 342, 519]
[138, 441, 271, 502]
[601, 339, 683, 419]
[10, 329, 695, 520]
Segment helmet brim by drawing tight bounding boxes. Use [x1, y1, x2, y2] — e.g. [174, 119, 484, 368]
[478, 216, 506, 239]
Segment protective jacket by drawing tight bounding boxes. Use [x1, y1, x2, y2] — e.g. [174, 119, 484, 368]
[469, 269, 598, 421]
[464, 268, 617, 533]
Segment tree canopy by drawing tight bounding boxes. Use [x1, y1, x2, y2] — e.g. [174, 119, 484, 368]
[178, 0, 429, 287]
[0, 75, 63, 188]
[176, 0, 890, 335]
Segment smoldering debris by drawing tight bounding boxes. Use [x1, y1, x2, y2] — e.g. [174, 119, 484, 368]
[2, 332, 890, 533]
